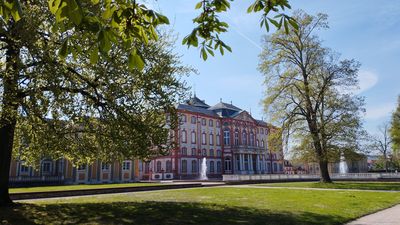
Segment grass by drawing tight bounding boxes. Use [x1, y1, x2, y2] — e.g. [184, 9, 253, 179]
[2, 187, 400, 224]
[9, 182, 164, 194]
[254, 181, 400, 191]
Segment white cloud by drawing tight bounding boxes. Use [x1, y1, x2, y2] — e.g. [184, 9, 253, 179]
[365, 102, 394, 120]
[357, 70, 379, 94]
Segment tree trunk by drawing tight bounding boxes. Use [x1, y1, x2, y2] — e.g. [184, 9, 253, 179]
[0, 122, 16, 206]
[0, 41, 19, 206]
[319, 159, 332, 183]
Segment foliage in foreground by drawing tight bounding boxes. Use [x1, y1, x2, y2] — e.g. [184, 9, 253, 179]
[0, 1, 190, 205]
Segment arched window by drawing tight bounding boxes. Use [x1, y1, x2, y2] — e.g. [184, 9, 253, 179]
[181, 160, 187, 173]
[202, 149, 207, 156]
[223, 130, 230, 145]
[201, 118, 206, 126]
[261, 140, 265, 147]
[216, 133, 221, 146]
[234, 130, 239, 146]
[256, 139, 259, 147]
[202, 132, 207, 145]
[191, 131, 196, 144]
[216, 149, 222, 157]
[191, 148, 196, 156]
[181, 130, 187, 143]
[242, 131, 247, 145]
[217, 161, 221, 173]
[261, 128, 264, 134]
[156, 161, 162, 172]
[181, 147, 187, 156]
[144, 162, 150, 173]
[209, 119, 213, 127]
[209, 149, 214, 157]
[209, 133, 214, 145]
[210, 161, 215, 173]
[166, 160, 172, 173]
[244, 155, 249, 170]
[192, 160, 197, 173]
[191, 116, 196, 124]
[250, 132, 254, 146]
[180, 114, 187, 123]
[225, 157, 232, 171]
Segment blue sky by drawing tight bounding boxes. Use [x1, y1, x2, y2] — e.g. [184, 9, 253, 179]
[151, 0, 400, 135]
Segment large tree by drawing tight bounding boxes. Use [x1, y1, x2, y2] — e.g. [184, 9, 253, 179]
[259, 11, 365, 182]
[391, 96, 400, 157]
[0, 1, 191, 206]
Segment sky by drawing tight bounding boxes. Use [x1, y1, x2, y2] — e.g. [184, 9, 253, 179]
[149, 0, 400, 135]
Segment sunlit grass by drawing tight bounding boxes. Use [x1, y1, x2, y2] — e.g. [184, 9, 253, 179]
[2, 187, 400, 225]
[254, 181, 400, 191]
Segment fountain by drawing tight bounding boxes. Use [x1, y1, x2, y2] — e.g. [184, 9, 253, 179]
[200, 157, 208, 180]
[339, 152, 348, 175]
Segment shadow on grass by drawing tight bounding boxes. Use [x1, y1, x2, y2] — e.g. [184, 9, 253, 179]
[1, 201, 347, 225]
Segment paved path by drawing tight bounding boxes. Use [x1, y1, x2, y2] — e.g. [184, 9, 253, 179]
[346, 204, 400, 225]
[221, 184, 400, 193]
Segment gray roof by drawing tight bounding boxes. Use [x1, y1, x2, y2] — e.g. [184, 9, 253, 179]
[208, 102, 241, 111]
[177, 104, 219, 117]
[256, 119, 268, 126]
[186, 95, 210, 108]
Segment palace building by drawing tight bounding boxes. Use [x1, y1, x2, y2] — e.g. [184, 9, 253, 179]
[9, 95, 284, 185]
[138, 95, 284, 180]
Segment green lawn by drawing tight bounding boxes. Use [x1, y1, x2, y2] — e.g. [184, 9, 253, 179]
[2, 187, 400, 225]
[254, 181, 400, 191]
[10, 182, 164, 194]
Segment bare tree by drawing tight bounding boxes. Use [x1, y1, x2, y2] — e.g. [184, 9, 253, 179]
[369, 123, 392, 172]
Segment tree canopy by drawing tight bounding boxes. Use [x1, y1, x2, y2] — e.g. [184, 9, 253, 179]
[0, 0, 295, 66]
[0, 1, 191, 205]
[259, 11, 365, 182]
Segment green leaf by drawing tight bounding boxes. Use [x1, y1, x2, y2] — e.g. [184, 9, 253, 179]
[201, 48, 207, 61]
[195, 1, 202, 9]
[4, 0, 22, 21]
[268, 18, 280, 28]
[49, 0, 61, 14]
[128, 49, 145, 70]
[59, 39, 69, 59]
[91, 0, 99, 5]
[90, 47, 99, 64]
[284, 18, 289, 33]
[288, 18, 299, 31]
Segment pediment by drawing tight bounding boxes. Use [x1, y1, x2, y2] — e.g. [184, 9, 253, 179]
[232, 111, 256, 123]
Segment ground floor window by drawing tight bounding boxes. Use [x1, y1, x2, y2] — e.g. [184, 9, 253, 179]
[210, 161, 214, 173]
[181, 160, 187, 173]
[217, 161, 221, 173]
[101, 163, 110, 171]
[156, 161, 162, 172]
[122, 161, 131, 171]
[166, 160, 172, 173]
[236, 155, 240, 170]
[244, 155, 249, 171]
[42, 161, 51, 173]
[225, 157, 231, 171]
[192, 160, 197, 173]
